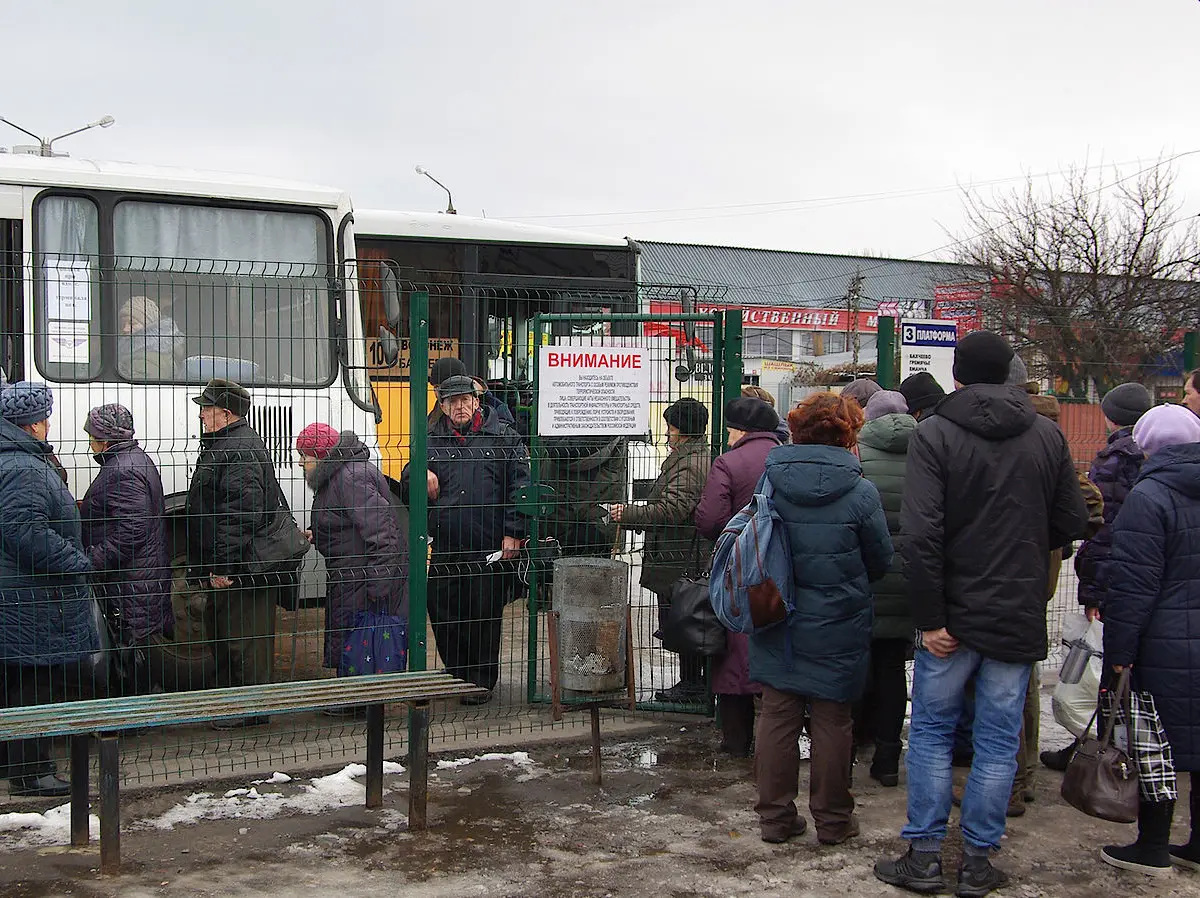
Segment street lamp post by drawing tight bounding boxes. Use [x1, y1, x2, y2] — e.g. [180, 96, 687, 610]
[0, 115, 116, 156]
[414, 165, 457, 214]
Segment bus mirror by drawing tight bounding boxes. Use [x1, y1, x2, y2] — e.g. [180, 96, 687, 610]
[382, 270, 403, 330]
[378, 326, 400, 367]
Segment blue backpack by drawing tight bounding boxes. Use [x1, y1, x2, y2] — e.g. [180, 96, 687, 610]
[709, 476, 795, 635]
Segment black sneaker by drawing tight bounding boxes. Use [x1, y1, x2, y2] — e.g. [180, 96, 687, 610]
[874, 848, 945, 893]
[1039, 744, 1075, 772]
[956, 858, 1010, 897]
[1100, 842, 1173, 877]
[1169, 842, 1200, 872]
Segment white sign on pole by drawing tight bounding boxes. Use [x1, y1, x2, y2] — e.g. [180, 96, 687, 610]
[538, 346, 650, 436]
[900, 319, 958, 392]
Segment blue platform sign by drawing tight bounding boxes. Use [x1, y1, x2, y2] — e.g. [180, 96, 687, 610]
[901, 320, 957, 392]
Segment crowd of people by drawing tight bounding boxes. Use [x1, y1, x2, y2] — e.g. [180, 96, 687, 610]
[1, 337, 1199, 893]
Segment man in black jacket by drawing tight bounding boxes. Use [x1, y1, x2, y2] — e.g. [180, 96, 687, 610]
[875, 333, 1088, 897]
[185, 379, 278, 722]
[402, 375, 531, 703]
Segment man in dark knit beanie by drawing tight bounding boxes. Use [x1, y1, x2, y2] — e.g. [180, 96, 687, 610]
[899, 372, 946, 421]
[952, 331, 1014, 386]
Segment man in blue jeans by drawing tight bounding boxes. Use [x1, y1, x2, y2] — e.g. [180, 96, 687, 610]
[874, 332, 1088, 897]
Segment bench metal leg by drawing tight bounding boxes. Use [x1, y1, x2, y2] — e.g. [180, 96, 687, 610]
[365, 703, 384, 809]
[70, 735, 89, 847]
[407, 701, 430, 831]
[98, 735, 120, 875]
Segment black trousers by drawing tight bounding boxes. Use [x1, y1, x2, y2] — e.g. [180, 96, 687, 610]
[854, 638, 910, 747]
[428, 562, 513, 691]
[1, 663, 85, 782]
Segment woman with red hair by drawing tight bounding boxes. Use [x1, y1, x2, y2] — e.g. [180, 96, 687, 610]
[752, 392, 893, 846]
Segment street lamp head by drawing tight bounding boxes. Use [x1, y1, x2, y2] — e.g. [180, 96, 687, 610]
[96, 116, 115, 129]
[414, 165, 426, 175]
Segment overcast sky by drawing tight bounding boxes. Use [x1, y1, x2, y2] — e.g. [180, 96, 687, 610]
[6, 1, 1199, 259]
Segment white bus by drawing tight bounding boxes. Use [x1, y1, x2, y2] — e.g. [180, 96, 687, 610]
[0, 154, 379, 676]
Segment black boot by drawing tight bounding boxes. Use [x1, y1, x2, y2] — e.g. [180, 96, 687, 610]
[1169, 774, 1200, 872]
[1039, 742, 1076, 772]
[655, 652, 706, 703]
[1101, 799, 1174, 877]
[870, 740, 902, 787]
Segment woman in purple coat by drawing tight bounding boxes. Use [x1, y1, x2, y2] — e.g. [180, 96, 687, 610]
[694, 397, 781, 756]
[297, 424, 408, 679]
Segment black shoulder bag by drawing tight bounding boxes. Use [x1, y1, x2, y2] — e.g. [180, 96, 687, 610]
[661, 534, 727, 657]
[243, 457, 312, 579]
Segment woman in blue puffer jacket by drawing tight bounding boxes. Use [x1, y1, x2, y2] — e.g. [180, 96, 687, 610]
[751, 392, 892, 847]
[1101, 404, 1200, 877]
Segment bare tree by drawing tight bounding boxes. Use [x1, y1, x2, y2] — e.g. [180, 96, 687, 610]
[954, 161, 1200, 396]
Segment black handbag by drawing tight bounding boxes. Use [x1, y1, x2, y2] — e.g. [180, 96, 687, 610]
[661, 537, 726, 658]
[243, 459, 311, 578]
[1060, 668, 1139, 824]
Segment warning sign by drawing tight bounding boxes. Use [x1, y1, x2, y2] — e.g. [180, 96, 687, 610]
[901, 320, 957, 393]
[538, 346, 650, 436]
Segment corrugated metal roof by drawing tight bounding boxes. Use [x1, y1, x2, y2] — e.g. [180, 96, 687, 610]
[638, 241, 980, 310]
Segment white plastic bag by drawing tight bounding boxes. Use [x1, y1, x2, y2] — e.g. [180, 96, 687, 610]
[1052, 650, 1102, 738]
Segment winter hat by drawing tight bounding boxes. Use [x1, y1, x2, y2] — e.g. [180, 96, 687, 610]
[1030, 393, 1060, 423]
[953, 331, 1014, 386]
[664, 397, 708, 436]
[1133, 404, 1200, 456]
[436, 375, 478, 402]
[864, 390, 909, 422]
[840, 379, 882, 408]
[723, 397, 779, 434]
[296, 422, 341, 460]
[192, 378, 252, 416]
[1101, 383, 1153, 427]
[430, 357, 467, 387]
[84, 404, 135, 442]
[899, 372, 945, 416]
[1005, 354, 1029, 387]
[0, 381, 54, 426]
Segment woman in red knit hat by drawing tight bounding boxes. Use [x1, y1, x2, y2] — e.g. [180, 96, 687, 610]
[296, 424, 408, 688]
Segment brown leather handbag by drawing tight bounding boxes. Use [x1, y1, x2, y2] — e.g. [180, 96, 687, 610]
[1060, 669, 1138, 824]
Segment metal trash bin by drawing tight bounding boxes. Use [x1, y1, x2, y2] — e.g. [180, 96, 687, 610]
[552, 557, 630, 694]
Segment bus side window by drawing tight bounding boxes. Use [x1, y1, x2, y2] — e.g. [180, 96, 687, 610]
[0, 220, 22, 383]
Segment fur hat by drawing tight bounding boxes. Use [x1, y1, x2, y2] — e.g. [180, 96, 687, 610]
[1100, 383, 1153, 427]
[0, 381, 54, 426]
[723, 397, 779, 434]
[952, 331, 1014, 386]
[664, 397, 708, 436]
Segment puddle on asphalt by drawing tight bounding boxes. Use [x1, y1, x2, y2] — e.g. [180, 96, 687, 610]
[637, 750, 658, 768]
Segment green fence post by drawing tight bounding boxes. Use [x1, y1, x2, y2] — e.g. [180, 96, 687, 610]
[711, 315, 725, 453]
[526, 315, 544, 704]
[1185, 332, 1198, 376]
[721, 308, 743, 411]
[877, 316, 896, 389]
[407, 291, 430, 674]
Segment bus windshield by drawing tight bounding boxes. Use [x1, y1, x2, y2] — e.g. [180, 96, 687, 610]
[35, 196, 334, 386]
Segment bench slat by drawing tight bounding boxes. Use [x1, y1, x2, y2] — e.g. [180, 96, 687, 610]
[0, 672, 485, 740]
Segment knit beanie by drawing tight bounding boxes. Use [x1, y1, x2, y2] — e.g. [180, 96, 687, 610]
[1005, 355, 1029, 387]
[952, 331, 1014, 386]
[0, 381, 54, 426]
[899, 372, 945, 416]
[430, 357, 467, 387]
[664, 397, 708, 436]
[1100, 383, 1153, 427]
[723, 397, 779, 434]
[840, 379, 882, 408]
[1132, 404, 1200, 457]
[864, 390, 909, 422]
[84, 404, 135, 442]
[296, 422, 341, 459]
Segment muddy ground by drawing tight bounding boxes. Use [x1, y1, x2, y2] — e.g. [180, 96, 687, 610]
[0, 723, 1193, 898]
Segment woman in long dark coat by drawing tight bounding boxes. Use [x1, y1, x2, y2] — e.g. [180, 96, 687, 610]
[297, 424, 408, 678]
[1101, 404, 1200, 876]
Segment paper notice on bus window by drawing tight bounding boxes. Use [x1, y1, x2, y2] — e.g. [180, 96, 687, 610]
[44, 260, 92, 322]
[47, 320, 89, 365]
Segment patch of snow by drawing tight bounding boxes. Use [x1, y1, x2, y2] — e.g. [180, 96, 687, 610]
[252, 772, 293, 785]
[436, 751, 535, 771]
[0, 803, 99, 848]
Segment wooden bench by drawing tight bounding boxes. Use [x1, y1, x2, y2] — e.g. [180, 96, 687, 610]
[0, 671, 486, 874]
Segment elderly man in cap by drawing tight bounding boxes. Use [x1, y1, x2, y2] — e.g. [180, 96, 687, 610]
[185, 378, 280, 723]
[401, 374, 531, 704]
[0, 382, 96, 796]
